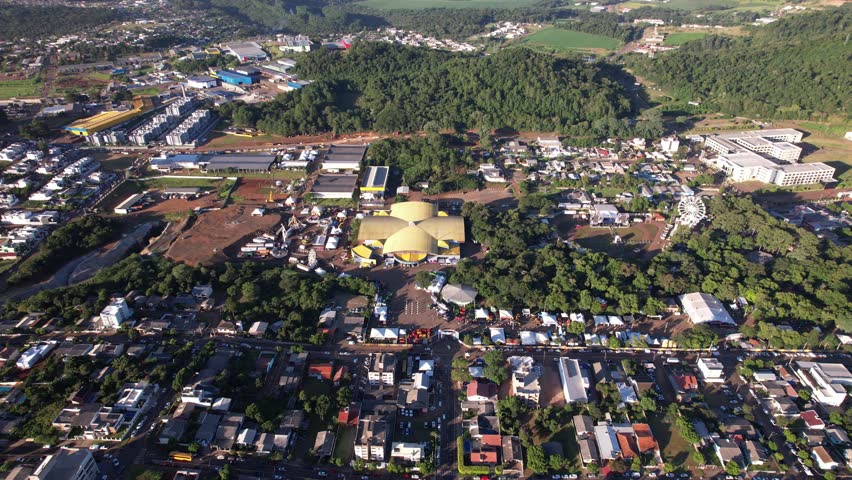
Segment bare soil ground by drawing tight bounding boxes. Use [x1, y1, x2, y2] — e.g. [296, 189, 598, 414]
[554, 217, 667, 259]
[231, 178, 284, 204]
[165, 205, 281, 266]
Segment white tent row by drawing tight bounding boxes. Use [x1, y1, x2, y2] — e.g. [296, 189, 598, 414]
[520, 331, 551, 345]
[369, 327, 400, 341]
[475, 308, 490, 320]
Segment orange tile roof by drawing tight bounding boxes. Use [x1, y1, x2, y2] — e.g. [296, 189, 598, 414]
[480, 434, 502, 447]
[470, 450, 498, 464]
[616, 432, 640, 459]
[633, 424, 659, 452]
[674, 374, 698, 391]
[308, 362, 333, 380]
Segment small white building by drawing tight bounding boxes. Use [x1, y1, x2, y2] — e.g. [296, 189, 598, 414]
[16, 341, 57, 370]
[186, 75, 217, 89]
[697, 358, 725, 383]
[390, 442, 425, 462]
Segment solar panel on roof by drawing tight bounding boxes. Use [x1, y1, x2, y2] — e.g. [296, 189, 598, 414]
[372, 167, 388, 186]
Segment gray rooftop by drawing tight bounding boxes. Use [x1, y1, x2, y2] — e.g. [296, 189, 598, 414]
[312, 174, 358, 193]
[206, 153, 276, 171]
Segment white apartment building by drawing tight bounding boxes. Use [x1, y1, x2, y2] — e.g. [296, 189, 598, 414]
[99, 298, 132, 329]
[707, 152, 834, 187]
[794, 361, 852, 407]
[367, 353, 396, 386]
[354, 415, 387, 462]
[697, 358, 725, 383]
[705, 128, 804, 161]
[772, 163, 836, 186]
[29, 447, 100, 480]
[508, 356, 541, 406]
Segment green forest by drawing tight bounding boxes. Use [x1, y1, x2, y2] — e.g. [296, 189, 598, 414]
[363, 136, 481, 194]
[453, 195, 852, 332]
[628, 6, 852, 119]
[0, 6, 121, 39]
[231, 42, 633, 136]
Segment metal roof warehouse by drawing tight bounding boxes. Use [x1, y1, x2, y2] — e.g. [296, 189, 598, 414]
[206, 154, 277, 172]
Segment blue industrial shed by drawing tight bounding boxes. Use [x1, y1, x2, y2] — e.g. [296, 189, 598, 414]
[216, 69, 257, 86]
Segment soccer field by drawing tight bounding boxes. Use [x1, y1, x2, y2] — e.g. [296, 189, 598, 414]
[521, 28, 622, 53]
[356, 0, 539, 8]
[664, 32, 707, 45]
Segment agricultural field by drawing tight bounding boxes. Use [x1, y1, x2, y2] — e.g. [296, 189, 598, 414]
[664, 32, 707, 45]
[0, 77, 42, 99]
[356, 0, 539, 9]
[519, 28, 622, 54]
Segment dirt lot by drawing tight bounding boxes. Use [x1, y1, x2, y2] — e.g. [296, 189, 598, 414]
[554, 216, 667, 259]
[165, 205, 282, 266]
[231, 178, 291, 204]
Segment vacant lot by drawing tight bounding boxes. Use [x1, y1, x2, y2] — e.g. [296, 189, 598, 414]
[166, 204, 281, 266]
[356, 0, 539, 8]
[521, 28, 621, 53]
[664, 32, 707, 45]
[555, 218, 665, 258]
[0, 78, 42, 99]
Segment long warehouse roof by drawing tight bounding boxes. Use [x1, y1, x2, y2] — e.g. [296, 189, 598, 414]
[206, 153, 277, 171]
[65, 108, 142, 133]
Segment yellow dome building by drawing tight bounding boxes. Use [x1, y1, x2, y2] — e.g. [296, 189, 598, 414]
[353, 201, 465, 265]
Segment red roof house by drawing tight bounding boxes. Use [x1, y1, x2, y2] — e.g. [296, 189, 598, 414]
[633, 424, 659, 453]
[308, 362, 333, 381]
[801, 410, 825, 430]
[466, 380, 497, 402]
[616, 432, 641, 459]
[337, 402, 361, 426]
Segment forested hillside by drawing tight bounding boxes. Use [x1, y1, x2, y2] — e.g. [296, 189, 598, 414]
[0, 6, 121, 39]
[229, 43, 633, 136]
[629, 6, 851, 119]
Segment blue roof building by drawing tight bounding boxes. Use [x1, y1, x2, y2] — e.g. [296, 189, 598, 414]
[216, 69, 257, 86]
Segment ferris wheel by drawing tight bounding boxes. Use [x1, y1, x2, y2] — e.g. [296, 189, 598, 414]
[677, 196, 706, 228]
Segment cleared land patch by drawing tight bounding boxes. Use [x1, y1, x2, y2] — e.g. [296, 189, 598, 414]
[664, 32, 707, 45]
[520, 28, 621, 53]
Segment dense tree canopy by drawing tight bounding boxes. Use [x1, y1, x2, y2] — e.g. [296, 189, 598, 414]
[453, 196, 851, 332]
[629, 6, 851, 119]
[0, 6, 120, 39]
[239, 42, 633, 136]
[363, 135, 479, 193]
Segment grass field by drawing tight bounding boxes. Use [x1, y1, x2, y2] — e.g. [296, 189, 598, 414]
[356, 0, 539, 9]
[648, 413, 696, 469]
[520, 28, 621, 53]
[204, 130, 287, 148]
[0, 78, 42, 99]
[664, 32, 707, 46]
